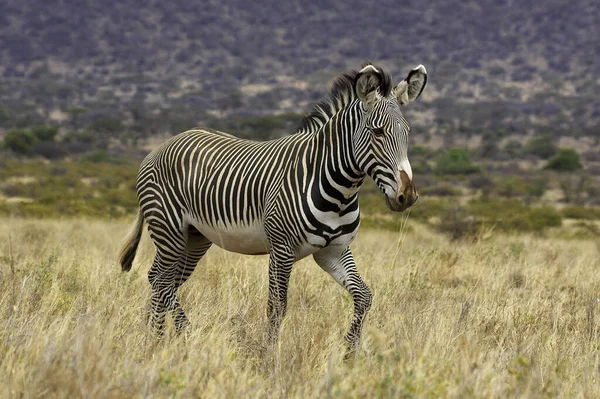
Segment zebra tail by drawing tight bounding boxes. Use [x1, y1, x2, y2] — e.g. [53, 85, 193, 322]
[119, 208, 144, 272]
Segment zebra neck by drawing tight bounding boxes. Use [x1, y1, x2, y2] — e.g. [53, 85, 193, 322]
[310, 104, 365, 202]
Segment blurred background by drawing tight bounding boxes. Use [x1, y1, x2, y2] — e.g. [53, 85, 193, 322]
[0, 0, 598, 238]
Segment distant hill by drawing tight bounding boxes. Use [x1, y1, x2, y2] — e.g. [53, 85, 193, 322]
[0, 0, 598, 148]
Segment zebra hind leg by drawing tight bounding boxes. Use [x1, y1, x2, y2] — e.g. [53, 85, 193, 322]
[169, 228, 212, 334]
[146, 219, 189, 337]
[147, 253, 176, 337]
[147, 227, 212, 337]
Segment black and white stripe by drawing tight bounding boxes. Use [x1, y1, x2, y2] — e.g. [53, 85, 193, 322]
[119, 62, 427, 354]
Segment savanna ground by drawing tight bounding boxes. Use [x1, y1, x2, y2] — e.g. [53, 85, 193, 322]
[1, 217, 600, 398]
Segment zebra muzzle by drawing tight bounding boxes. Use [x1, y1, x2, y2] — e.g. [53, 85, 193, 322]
[385, 171, 418, 212]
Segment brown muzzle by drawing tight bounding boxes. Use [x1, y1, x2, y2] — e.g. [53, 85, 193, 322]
[385, 170, 418, 212]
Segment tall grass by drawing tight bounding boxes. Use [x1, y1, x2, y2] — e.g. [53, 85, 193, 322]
[1, 218, 599, 397]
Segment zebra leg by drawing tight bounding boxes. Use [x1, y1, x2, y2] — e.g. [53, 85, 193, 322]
[147, 252, 177, 336]
[266, 248, 294, 351]
[145, 216, 188, 336]
[313, 246, 372, 356]
[169, 230, 212, 334]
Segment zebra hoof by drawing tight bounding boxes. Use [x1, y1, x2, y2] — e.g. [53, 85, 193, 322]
[343, 347, 359, 363]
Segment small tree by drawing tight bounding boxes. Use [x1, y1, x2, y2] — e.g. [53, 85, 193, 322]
[2, 129, 38, 154]
[435, 147, 481, 175]
[544, 148, 583, 172]
[30, 125, 59, 142]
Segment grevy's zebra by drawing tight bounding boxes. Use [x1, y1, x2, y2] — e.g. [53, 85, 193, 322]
[119, 63, 427, 355]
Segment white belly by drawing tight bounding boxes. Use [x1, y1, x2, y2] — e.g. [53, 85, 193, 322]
[193, 221, 270, 255]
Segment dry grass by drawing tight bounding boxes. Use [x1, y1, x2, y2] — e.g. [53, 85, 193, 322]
[1, 218, 600, 398]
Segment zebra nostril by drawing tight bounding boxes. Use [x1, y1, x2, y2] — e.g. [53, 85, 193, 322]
[398, 194, 405, 204]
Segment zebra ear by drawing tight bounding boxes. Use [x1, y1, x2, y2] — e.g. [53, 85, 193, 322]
[394, 65, 427, 105]
[355, 65, 383, 105]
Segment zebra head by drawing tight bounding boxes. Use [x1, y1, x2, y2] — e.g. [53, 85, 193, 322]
[353, 63, 427, 212]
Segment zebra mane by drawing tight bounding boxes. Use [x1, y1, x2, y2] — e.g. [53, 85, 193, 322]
[297, 63, 393, 133]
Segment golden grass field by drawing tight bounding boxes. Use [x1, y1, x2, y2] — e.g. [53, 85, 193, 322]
[1, 217, 600, 398]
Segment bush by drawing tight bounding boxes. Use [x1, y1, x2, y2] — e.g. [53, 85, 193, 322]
[79, 151, 128, 164]
[561, 206, 600, 220]
[544, 148, 583, 172]
[30, 125, 59, 142]
[493, 176, 547, 199]
[2, 126, 59, 156]
[435, 148, 481, 175]
[524, 136, 558, 159]
[467, 199, 562, 232]
[2, 128, 38, 154]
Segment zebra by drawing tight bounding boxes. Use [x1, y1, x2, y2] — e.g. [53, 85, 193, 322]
[119, 62, 427, 355]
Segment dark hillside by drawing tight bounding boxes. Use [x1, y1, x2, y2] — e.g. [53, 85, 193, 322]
[0, 0, 598, 145]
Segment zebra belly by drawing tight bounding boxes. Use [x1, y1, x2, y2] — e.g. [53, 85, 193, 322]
[193, 221, 270, 255]
[294, 228, 358, 260]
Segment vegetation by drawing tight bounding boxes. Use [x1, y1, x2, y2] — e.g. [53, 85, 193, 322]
[523, 136, 558, 159]
[491, 176, 547, 200]
[1, 0, 598, 153]
[0, 159, 138, 218]
[467, 199, 562, 232]
[561, 205, 600, 220]
[1, 218, 599, 397]
[435, 148, 481, 175]
[1, 125, 59, 156]
[544, 148, 583, 172]
[2, 160, 598, 237]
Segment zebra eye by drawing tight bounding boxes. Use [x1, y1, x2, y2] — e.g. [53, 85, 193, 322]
[371, 127, 385, 136]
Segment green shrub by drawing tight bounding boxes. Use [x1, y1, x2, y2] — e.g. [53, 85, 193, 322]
[561, 206, 600, 220]
[524, 136, 558, 159]
[493, 176, 547, 199]
[435, 148, 481, 175]
[2, 129, 38, 154]
[524, 178, 548, 198]
[79, 151, 128, 164]
[544, 148, 583, 172]
[467, 199, 562, 232]
[30, 125, 59, 142]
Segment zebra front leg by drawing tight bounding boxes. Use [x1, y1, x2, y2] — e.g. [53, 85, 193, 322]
[266, 249, 294, 351]
[313, 246, 372, 357]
